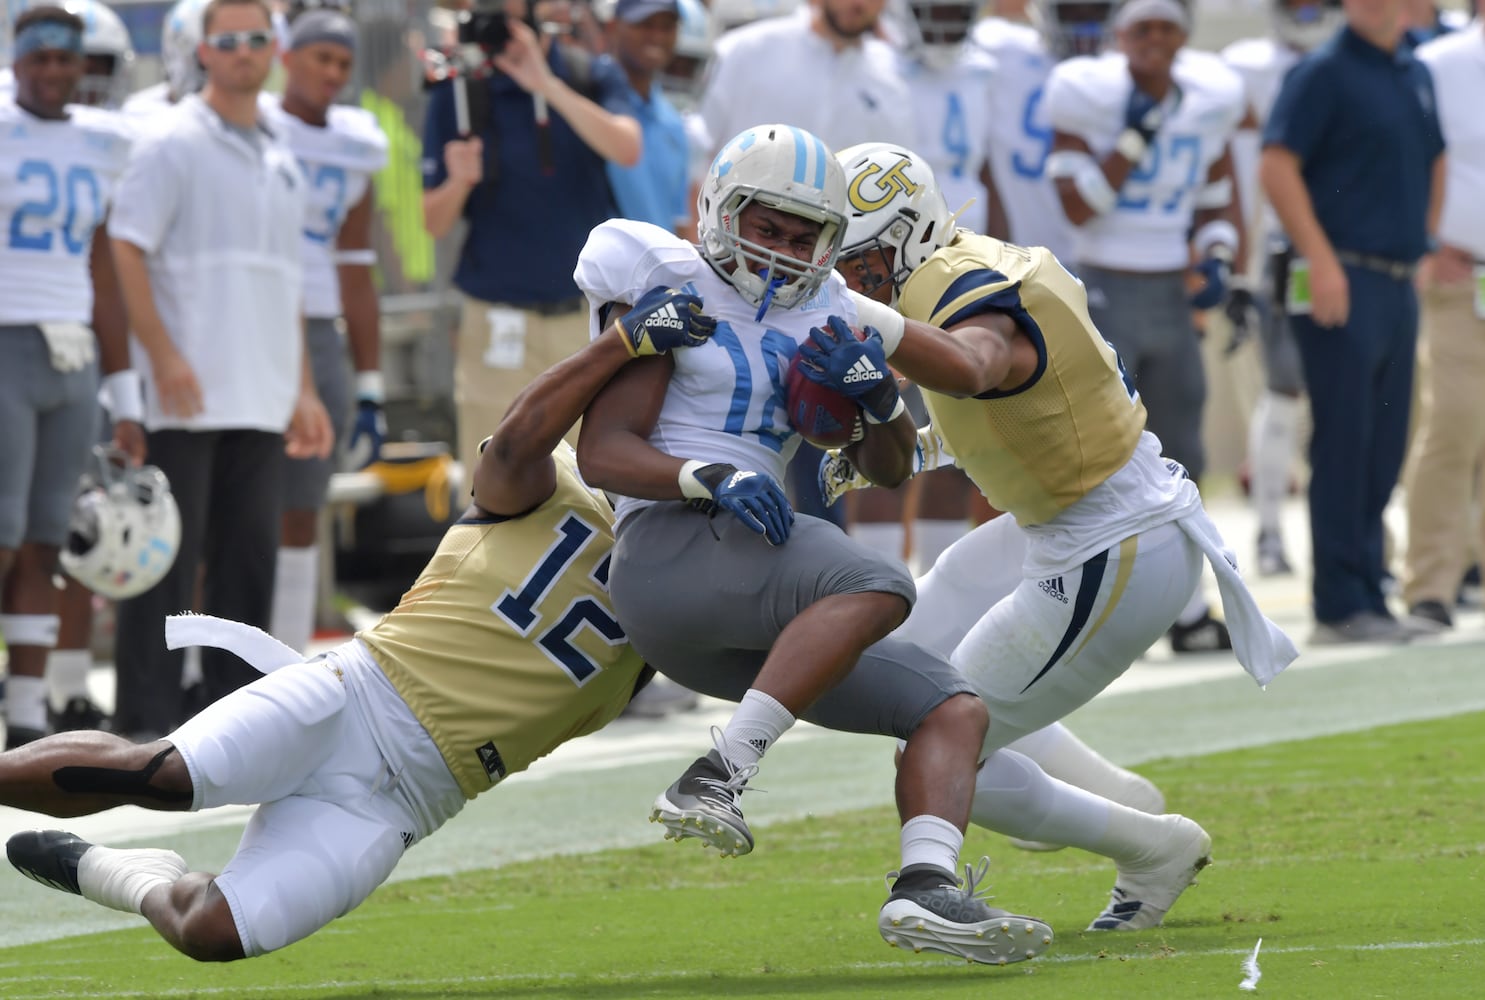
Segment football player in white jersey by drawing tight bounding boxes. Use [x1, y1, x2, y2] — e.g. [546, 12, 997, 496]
[1045, 0, 1247, 653]
[0, 5, 136, 748]
[972, 0, 1113, 263]
[1223, 0, 1343, 577]
[828, 140, 1297, 930]
[121, 0, 211, 116]
[576, 125, 1053, 966]
[0, 0, 134, 107]
[260, 7, 389, 655]
[0, 287, 714, 962]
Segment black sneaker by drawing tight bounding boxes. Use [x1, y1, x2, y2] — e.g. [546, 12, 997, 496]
[879, 859, 1053, 965]
[49, 697, 110, 733]
[650, 728, 757, 856]
[1169, 611, 1233, 654]
[7, 830, 90, 897]
[1406, 600, 1453, 632]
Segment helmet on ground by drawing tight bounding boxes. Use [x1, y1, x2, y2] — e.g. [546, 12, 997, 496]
[697, 124, 848, 312]
[60, 447, 182, 600]
[835, 141, 955, 305]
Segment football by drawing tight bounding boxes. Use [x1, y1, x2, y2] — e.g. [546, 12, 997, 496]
[785, 327, 868, 449]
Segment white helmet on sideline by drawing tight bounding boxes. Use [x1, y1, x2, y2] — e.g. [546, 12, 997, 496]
[61, 0, 135, 107]
[835, 141, 956, 305]
[697, 124, 848, 313]
[1270, 0, 1342, 51]
[162, 0, 211, 100]
[60, 447, 181, 600]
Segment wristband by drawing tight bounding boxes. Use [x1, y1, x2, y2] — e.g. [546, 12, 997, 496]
[846, 291, 906, 355]
[1192, 220, 1240, 260]
[354, 370, 386, 404]
[100, 369, 144, 423]
[335, 248, 377, 266]
[1115, 128, 1148, 164]
[862, 396, 908, 425]
[678, 459, 713, 500]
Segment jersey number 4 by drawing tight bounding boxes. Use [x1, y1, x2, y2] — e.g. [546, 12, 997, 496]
[8, 160, 101, 255]
[491, 514, 625, 686]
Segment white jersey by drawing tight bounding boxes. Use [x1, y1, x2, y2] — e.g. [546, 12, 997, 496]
[1046, 49, 1245, 271]
[574, 219, 859, 522]
[0, 102, 134, 325]
[1221, 37, 1301, 255]
[262, 99, 388, 319]
[0, 68, 12, 103]
[121, 82, 174, 121]
[1420, 24, 1485, 260]
[898, 45, 996, 234]
[972, 17, 1074, 262]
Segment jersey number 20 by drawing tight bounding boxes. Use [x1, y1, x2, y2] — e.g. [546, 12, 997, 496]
[8, 160, 101, 255]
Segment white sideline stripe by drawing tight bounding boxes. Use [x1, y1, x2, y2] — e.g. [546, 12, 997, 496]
[0, 937, 1480, 996]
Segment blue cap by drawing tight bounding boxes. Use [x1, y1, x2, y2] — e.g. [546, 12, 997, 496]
[615, 0, 681, 23]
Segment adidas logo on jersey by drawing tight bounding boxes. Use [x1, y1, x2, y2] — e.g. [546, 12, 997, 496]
[650, 302, 686, 331]
[477, 741, 508, 782]
[842, 357, 882, 385]
[1038, 576, 1069, 604]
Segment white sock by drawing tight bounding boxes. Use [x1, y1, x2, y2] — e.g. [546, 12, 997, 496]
[719, 689, 795, 769]
[1006, 723, 1164, 813]
[269, 545, 319, 654]
[899, 813, 963, 875]
[5, 675, 48, 731]
[908, 520, 966, 576]
[1248, 392, 1300, 536]
[77, 844, 189, 914]
[849, 522, 907, 564]
[46, 649, 94, 710]
[970, 750, 1166, 868]
[1175, 587, 1208, 627]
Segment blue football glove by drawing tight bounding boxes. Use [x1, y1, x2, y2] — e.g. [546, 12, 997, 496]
[688, 462, 794, 545]
[1124, 82, 1180, 144]
[1190, 255, 1232, 311]
[343, 399, 386, 469]
[616, 285, 717, 357]
[798, 315, 903, 424]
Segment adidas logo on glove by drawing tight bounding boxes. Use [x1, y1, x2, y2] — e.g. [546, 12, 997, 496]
[727, 470, 757, 489]
[842, 357, 883, 385]
[651, 302, 686, 331]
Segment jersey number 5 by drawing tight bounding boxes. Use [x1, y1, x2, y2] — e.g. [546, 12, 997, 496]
[492, 514, 626, 686]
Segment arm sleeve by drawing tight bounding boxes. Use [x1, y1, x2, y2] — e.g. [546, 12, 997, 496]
[421, 80, 456, 190]
[1261, 56, 1334, 161]
[105, 132, 182, 254]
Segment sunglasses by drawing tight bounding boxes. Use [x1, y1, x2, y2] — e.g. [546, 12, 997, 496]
[205, 30, 274, 52]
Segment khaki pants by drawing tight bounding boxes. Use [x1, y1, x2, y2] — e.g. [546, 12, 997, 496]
[1402, 281, 1485, 606]
[453, 294, 591, 472]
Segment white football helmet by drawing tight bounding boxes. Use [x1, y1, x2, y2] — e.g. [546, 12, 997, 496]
[698, 124, 848, 313]
[1031, 0, 1115, 60]
[162, 0, 211, 100]
[60, 447, 182, 601]
[1270, 0, 1342, 51]
[64, 0, 134, 108]
[899, 0, 979, 71]
[835, 142, 956, 305]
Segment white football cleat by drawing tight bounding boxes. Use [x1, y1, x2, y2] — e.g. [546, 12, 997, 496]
[1088, 815, 1212, 931]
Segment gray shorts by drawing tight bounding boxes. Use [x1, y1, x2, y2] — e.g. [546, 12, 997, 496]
[282, 318, 351, 512]
[0, 325, 101, 549]
[1080, 266, 1208, 480]
[1260, 256, 1306, 396]
[610, 502, 973, 740]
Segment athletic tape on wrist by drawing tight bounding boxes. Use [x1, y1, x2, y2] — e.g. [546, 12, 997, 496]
[677, 459, 713, 500]
[0, 613, 60, 648]
[846, 291, 905, 356]
[1073, 161, 1118, 215]
[100, 370, 144, 423]
[354, 370, 385, 403]
[1115, 128, 1148, 164]
[1193, 219, 1240, 259]
[334, 248, 377, 266]
[862, 396, 908, 425]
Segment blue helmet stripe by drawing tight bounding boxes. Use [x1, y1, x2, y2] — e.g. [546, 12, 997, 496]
[788, 126, 809, 185]
[810, 133, 827, 189]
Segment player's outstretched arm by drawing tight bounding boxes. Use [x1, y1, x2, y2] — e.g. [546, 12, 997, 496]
[476, 288, 714, 517]
[887, 315, 1020, 399]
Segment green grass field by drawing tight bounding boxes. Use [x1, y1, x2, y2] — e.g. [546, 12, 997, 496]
[1, 712, 1481, 1000]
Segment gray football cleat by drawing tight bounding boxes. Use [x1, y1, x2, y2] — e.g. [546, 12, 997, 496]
[651, 731, 758, 857]
[879, 858, 1053, 965]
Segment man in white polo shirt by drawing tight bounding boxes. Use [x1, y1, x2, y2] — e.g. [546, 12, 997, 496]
[1402, 5, 1485, 632]
[107, 0, 333, 742]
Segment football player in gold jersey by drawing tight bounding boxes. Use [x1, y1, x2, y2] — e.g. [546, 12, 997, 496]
[0, 285, 714, 961]
[803, 141, 1297, 931]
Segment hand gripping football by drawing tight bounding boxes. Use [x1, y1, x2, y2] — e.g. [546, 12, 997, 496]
[785, 325, 870, 449]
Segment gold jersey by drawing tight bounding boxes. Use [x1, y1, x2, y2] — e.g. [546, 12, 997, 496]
[358, 449, 645, 799]
[899, 233, 1148, 526]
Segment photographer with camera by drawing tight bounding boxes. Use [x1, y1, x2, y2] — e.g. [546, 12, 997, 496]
[421, 0, 641, 471]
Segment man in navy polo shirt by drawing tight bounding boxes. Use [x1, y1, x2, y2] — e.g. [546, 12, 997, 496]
[422, 0, 641, 469]
[597, 0, 691, 235]
[1259, 0, 1446, 644]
